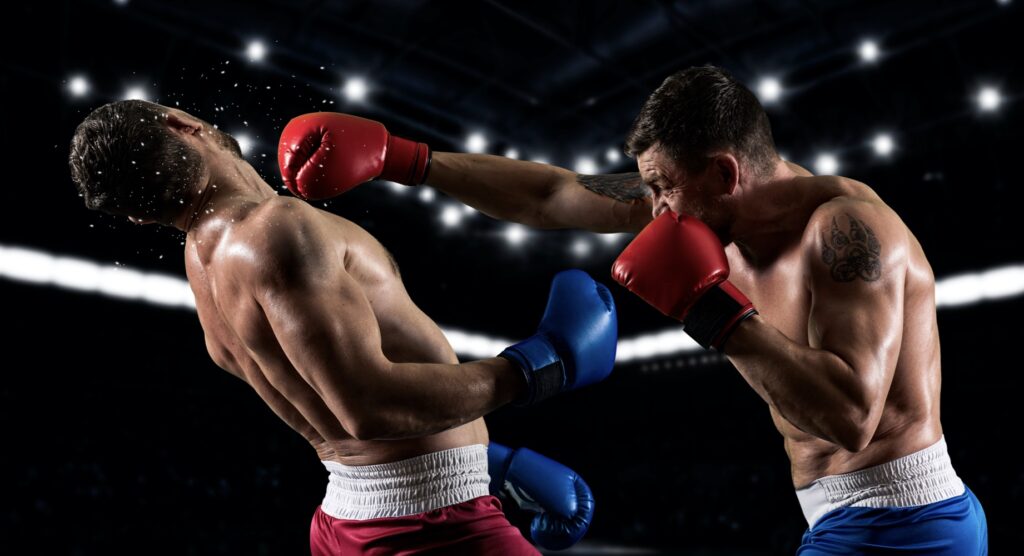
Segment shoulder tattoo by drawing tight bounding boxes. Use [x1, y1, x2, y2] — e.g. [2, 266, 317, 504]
[576, 173, 649, 202]
[820, 214, 882, 282]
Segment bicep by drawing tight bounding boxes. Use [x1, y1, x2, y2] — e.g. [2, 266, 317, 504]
[807, 210, 907, 392]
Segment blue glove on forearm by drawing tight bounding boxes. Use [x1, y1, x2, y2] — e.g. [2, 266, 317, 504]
[488, 442, 595, 550]
[499, 269, 618, 405]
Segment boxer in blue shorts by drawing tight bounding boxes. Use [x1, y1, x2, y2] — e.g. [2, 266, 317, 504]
[287, 65, 988, 553]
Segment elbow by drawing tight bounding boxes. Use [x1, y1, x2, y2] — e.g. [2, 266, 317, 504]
[832, 403, 883, 453]
[340, 410, 387, 441]
[835, 423, 873, 453]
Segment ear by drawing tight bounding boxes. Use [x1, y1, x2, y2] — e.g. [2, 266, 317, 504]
[713, 153, 741, 195]
[165, 112, 204, 137]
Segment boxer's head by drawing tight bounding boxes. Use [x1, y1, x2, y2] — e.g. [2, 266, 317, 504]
[626, 65, 778, 233]
[69, 100, 242, 227]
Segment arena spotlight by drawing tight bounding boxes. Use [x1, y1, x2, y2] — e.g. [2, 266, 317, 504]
[68, 75, 89, 97]
[757, 77, 783, 104]
[418, 188, 435, 203]
[575, 157, 598, 174]
[343, 77, 368, 102]
[858, 39, 881, 63]
[465, 132, 488, 154]
[123, 86, 149, 101]
[384, 181, 407, 194]
[606, 148, 622, 164]
[976, 86, 1002, 112]
[815, 153, 840, 175]
[246, 40, 267, 62]
[599, 233, 629, 246]
[440, 205, 463, 228]
[571, 238, 592, 258]
[531, 157, 550, 165]
[234, 134, 254, 156]
[504, 223, 527, 246]
[504, 148, 520, 159]
[872, 133, 895, 157]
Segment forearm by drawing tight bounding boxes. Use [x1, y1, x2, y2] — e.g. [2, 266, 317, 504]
[426, 152, 570, 226]
[349, 357, 525, 440]
[724, 316, 874, 450]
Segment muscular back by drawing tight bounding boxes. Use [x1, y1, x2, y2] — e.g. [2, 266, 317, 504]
[183, 196, 486, 465]
[727, 175, 943, 486]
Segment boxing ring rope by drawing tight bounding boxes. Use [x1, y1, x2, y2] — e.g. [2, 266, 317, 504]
[2, 243, 1023, 362]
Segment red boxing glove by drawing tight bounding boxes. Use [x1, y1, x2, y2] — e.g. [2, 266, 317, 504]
[611, 211, 757, 351]
[277, 112, 431, 200]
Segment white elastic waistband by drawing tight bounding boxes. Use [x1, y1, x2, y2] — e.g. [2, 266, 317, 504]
[320, 444, 491, 520]
[795, 435, 965, 529]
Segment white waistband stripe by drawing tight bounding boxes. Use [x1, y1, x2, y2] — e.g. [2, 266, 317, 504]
[320, 444, 491, 520]
[795, 436, 965, 529]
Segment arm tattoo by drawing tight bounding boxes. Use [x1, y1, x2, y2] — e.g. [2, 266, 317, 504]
[576, 173, 649, 202]
[820, 214, 882, 282]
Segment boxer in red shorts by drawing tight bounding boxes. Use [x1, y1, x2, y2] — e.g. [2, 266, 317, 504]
[69, 100, 613, 554]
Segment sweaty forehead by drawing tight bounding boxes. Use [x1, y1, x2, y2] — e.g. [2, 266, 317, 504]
[637, 149, 671, 182]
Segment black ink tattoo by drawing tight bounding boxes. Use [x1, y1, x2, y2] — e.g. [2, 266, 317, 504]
[820, 214, 882, 282]
[576, 173, 649, 202]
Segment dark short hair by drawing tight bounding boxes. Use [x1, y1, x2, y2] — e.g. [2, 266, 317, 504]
[69, 100, 202, 223]
[625, 65, 778, 178]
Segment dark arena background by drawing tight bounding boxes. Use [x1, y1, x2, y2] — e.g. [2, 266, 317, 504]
[3, 0, 1023, 554]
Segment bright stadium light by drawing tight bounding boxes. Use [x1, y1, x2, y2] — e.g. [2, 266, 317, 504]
[504, 223, 527, 246]
[343, 77, 368, 102]
[234, 133, 253, 156]
[872, 133, 895, 157]
[123, 86, 148, 101]
[757, 77, 783, 104]
[466, 132, 488, 154]
[815, 153, 839, 175]
[976, 86, 1002, 112]
[575, 157, 598, 174]
[606, 148, 622, 164]
[859, 39, 880, 63]
[68, 75, 89, 97]
[440, 205, 463, 228]
[418, 188, 435, 203]
[246, 40, 267, 62]
[504, 148, 520, 159]
[571, 238, 592, 258]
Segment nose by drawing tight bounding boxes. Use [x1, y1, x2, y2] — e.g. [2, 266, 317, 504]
[651, 194, 670, 219]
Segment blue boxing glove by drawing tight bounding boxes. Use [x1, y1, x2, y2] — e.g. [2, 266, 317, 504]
[500, 269, 617, 405]
[488, 442, 594, 550]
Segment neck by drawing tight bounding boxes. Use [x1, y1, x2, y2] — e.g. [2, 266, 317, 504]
[727, 160, 817, 264]
[179, 156, 276, 238]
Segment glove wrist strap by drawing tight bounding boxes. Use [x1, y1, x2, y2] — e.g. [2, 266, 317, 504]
[682, 281, 758, 352]
[382, 135, 431, 185]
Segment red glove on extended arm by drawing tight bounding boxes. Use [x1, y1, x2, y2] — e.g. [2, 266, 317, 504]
[611, 211, 758, 351]
[277, 112, 431, 200]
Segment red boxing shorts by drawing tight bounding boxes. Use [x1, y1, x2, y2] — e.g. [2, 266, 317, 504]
[309, 444, 539, 555]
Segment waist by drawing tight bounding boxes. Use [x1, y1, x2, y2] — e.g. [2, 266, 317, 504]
[320, 444, 491, 520]
[795, 435, 965, 529]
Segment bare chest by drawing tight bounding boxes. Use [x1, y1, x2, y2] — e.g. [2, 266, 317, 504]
[727, 250, 811, 345]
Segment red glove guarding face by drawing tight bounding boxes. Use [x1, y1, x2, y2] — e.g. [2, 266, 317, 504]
[612, 211, 758, 351]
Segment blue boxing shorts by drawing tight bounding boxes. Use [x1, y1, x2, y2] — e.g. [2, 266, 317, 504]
[796, 436, 987, 555]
